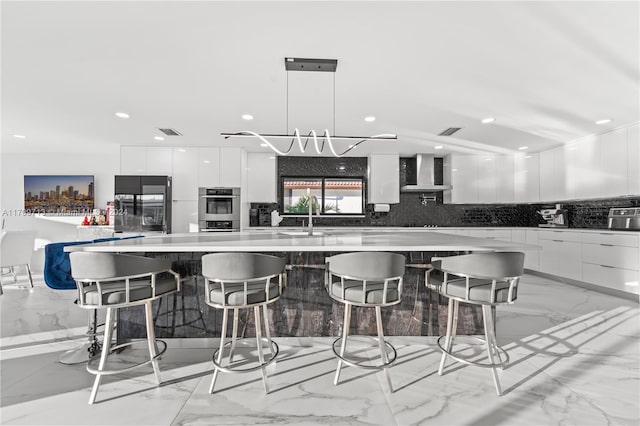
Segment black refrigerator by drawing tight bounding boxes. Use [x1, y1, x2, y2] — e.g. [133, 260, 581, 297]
[114, 176, 172, 234]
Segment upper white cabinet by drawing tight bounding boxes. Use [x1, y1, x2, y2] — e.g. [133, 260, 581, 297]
[145, 147, 173, 175]
[172, 148, 200, 200]
[599, 128, 628, 197]
[514, 153, 539, 203]
[368, 154, 399, 204]
[219, 147, 243, 187]
[450, 155, 479, 203]
[495, 155, 515, 203]
[198, 147, 221, 188]
[120, 146, 148, 174]
[247, 153, 277, 203]
[539, 148, 568, 202]
[477, 155, 496, 203]
[627, 124, 639, 195]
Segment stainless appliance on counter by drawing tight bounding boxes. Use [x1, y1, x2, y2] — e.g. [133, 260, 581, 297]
[198, 187, 240, 232]
[537, 204, 568, 228]
[114, 175, 172, 234]
[608, 207, 640, 230]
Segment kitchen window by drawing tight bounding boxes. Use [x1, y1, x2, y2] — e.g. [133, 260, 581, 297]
[281, 177, 365, 215]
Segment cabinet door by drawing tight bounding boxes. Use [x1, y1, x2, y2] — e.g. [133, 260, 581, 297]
[247, 153, 277, 203]
[219, 148, 243, 187]
[120, 146, 147, 174]
[477, 155, 496, 203]
[451, 155, 478, 203]
[172, 148, 199, 200]
[198, 147, 220, 188]
[146, 147, 173, 175]
[539, 239, 582, 280]
[171, 200, 198, 234]
[599, 128, 628, 197]
[495, 155, 514, 203]
[539, 149, 559, 201]
[368, 154, 399, 204]
[573, 135, 600, 199]
[514, 153, 539, 202]
[628, 124, 639, 195]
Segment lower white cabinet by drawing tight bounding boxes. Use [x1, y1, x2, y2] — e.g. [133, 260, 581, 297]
[581, 231, 639, 295]
[538, 230, 582, 281]
[171, 200, 198, 234]
[511, 229, 539, 271]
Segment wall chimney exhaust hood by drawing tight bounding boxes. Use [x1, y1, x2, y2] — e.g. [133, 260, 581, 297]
[400, 154, 452, 192]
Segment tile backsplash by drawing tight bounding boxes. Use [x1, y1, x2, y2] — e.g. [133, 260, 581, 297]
[250, 156, 640, 229]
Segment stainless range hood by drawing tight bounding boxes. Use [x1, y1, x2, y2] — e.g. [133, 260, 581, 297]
[400, 154, 452, 192]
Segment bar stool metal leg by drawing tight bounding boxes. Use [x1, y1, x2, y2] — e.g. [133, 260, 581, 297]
[145, 300, 162, 384]
[375, 306, 393, 392]
[229, 309, 239, 363]
[262, 304, 274, 358]
[438, 298, 455, 375]
[210, 307, 228, 394]
[334, 303, 352, 385]
[254, 305, 269, 393]
[89, 307, 115, 404]
[482, 305, 502, 395]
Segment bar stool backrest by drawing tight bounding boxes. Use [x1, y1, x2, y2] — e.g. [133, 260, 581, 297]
[201, 253, 286, 308]
[69, 252, 177, 307]
[326, 252, 406, 306]
[1, 230, 37, 269]
[432, 251, 525, 304]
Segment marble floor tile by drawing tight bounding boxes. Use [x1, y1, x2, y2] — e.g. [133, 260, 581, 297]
[1, 274, 639, 425]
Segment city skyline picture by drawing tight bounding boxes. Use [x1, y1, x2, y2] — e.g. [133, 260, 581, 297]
[24, 175, 94, 213]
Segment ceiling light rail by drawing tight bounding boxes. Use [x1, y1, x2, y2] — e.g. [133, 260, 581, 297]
[222, 57, 396, 157]
[222, 129, 397, 157]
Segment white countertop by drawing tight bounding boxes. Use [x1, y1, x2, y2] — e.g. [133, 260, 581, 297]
[65, 230, 534, 253]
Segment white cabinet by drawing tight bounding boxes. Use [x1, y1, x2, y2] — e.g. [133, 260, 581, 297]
[477, 155, 496, 203]
[514, 153, 539, 202]
[146, 147, 173, 175]
[171, 200, 198, 234]
[219, 148, 243, 187]
[538, 230, 582, 280]
[511, 229, 539, 271]
[467, 228, 511, 241]
[247, 153, 277, 203]
[198, 148, 221, 188]
[172, 148, 199, 200]
[450, 155, 479, 203]
[539, 147, 568, 201]
[627, 124, 639, 195]
[368, 154, 399, 204]
[581, 231, 639, 295]
[120, 146, 147, 174]
[495, 155, 514, 203]
[599, 128, 628, 197]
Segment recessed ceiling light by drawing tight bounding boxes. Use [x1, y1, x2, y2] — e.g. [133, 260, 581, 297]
[154, 136, 165, 141]
[12, 134, 26, 139]
[177, 149, 186, 152]
[269, 156, 276, 160]
[242, 114, 254, 120]
[364, 116, 376, 122]
[525, 155, 532, 159]
[203, 160, 211, 164]
[115, 112, 130, 119]
[260, 143, 268, 147]
[595, 118, 612, 125]
[518, 146, 528, 150]
[481, 117, 495, 124]
[434, 145, 443, 150]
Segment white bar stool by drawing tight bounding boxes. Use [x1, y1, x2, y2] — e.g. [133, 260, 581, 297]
[69, 252, 180, 404]
[325, 251, 405, 392]
[431, 251, 525, 396]
[201, 253, 286, 394]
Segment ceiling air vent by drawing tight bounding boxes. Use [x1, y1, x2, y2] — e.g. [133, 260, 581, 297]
[158, 128, 182, 136]
[438, 127, 462, 136]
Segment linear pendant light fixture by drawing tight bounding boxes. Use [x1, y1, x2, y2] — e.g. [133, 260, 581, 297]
[221, 57, 397, 157]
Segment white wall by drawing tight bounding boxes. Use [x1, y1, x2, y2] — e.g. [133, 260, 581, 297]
[1, 150, 120, 271]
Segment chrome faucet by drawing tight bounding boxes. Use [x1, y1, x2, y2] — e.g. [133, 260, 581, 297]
[308, 195, 320, 236]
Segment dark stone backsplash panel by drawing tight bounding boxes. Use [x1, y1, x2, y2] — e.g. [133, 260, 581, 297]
[250, 156, 640, 229]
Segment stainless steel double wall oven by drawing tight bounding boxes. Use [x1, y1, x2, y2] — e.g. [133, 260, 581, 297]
[198, 187, 240, 231]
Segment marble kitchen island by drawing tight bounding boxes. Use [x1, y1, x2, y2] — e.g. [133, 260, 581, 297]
[66, 230, 531, 340]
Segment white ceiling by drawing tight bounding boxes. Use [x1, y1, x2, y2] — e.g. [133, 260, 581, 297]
[1, 1, 638, 156]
